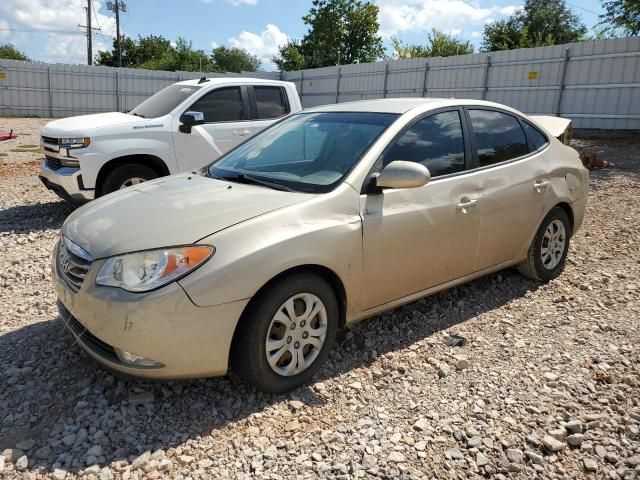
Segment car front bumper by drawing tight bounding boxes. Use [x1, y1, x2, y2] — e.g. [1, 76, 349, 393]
[52, 243, 249, 379]
[39, 159, 95, 202]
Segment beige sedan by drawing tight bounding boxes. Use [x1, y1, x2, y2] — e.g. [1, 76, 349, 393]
[54, 98, 588, 392]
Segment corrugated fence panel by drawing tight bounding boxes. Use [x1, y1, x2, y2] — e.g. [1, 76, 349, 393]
[1, 37, 639, 128]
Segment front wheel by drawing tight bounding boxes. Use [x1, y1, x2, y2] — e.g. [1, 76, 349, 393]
[231, 273, 339, 393]
[100, 165, 158, 196]
[518, 206, 571, 282]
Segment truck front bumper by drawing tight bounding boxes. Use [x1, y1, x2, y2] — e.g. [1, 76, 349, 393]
[39, 159, 95, 202]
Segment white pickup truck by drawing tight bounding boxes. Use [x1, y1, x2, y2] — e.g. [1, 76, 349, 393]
[39, 77, 302, 202]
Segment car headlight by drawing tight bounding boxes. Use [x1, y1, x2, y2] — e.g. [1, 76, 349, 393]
[96, 245, 214, 292]
[59, 137, 90, 148]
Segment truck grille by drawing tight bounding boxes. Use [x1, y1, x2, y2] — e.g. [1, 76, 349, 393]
[42, 135, 59, 145]
[57, 238, 92, 293]
[45, 155, 62, 169]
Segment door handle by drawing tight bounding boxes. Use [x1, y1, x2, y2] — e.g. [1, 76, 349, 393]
[234, 130, 251, 137]
[533, 179, 549, 193]
[456, 199, 478, 213]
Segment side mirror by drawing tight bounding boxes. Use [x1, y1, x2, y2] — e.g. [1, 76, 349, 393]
[374, 160, 431, 190]
[179, 111, 205, 133]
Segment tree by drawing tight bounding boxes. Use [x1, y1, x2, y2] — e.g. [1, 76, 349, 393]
[599, 0, 640, 36]
[273, 42, 306, 71]
[212, 46, 261, 72]
[482, 0, 587, 51]
[0, 43, 30, 61]
[95, 35, 162, 68]
[273, 0, 384, 70]
[388, 29, 474, 59]
[95, 35, 215, 71]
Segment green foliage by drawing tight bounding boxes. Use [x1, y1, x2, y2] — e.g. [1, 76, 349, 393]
[212, 46, 261, 73]
[273, 42, 306, 71]
[273, 0, 384, 70]
[599, 0, 640, 36]
[0, 43, 30, 61]
[482, 0, 588, 51]
[388, 29, 474, 59]
[95, 35, 258, 72]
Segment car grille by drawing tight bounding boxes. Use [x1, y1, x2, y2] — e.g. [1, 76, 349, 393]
[45, 155, 62, 169]
[57, 238, 92, 293]
[42, 135, 59, 145]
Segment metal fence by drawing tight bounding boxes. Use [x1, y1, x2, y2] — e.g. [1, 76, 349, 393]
[283, 36, 640, 130]
[1, 36, 639, 129]
[0, 62, 280, 118]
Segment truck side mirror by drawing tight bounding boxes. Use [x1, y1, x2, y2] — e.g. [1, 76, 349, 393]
[179, 111, 205, 133]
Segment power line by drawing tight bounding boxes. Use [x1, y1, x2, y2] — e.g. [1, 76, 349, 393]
[92, 0, 103, 31]
[0, 27, 113, 39]
[0, 27, 86, 34]
[566, 2, 601, 17]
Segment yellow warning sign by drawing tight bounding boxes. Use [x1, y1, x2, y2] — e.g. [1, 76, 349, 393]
[0, 71, 7, 79]
[528, 71, 538, 80]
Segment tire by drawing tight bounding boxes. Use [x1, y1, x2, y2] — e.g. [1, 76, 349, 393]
[100, 164, 158, 195]
[518, 206, 571, 282]
[231, 273, 339, 393]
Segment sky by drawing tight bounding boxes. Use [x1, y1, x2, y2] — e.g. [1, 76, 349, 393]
[0, 0, 605, 71]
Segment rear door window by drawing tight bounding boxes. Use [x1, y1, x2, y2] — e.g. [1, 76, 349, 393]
[189, 87, 244, 123]
[254, 86, 289, 119]
[468, 109, 529, 167]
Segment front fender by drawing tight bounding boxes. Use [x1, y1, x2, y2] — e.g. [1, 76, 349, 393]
[178, 185, 364, 316]
[80, 135, 178, 189]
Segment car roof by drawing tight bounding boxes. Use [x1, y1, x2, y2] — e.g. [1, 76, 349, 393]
[303, 98, 522, 115]
[176, 77, 291, 87]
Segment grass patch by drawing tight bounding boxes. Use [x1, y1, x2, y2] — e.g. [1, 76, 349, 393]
[0, 152, 7, 156]
[20, 144, 40, 148]
[10, 147, 41, 152]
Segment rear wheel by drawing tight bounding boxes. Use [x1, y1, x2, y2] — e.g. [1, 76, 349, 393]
[231, 273, 338, 393]
[518, 207, 571, 281]
[101, 165, 158, 195]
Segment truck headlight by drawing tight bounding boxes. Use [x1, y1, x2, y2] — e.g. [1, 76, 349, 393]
[96, 245, 214, 292]
[60, 137, 90, 148]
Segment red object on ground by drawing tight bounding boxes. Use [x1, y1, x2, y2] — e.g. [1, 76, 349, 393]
[0, 129, 17, 141]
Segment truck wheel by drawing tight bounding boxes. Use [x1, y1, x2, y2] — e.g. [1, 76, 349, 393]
[101, 165, 158, 195]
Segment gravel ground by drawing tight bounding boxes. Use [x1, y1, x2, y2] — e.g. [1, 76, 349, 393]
[0, 118, 639, 480]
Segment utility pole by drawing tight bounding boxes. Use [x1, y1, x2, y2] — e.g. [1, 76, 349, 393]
[86, 0, 92, 65]
[79, 0, 100, 65]
[115, 0, 121, 67]
[107, 0, 127, 67]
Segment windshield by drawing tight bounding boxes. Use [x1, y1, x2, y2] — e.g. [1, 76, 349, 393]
[129, 84, 201, 118]
[207, 112, 399, 193]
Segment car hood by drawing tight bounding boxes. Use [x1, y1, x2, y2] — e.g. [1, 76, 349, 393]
[42, 112, 145, 137]
[62, 174, 310, 259]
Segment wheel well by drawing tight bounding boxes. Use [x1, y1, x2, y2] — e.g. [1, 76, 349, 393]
[95, 155, 170, 196]
[231, 265, 348, 352]
[555, 202, 575, 233]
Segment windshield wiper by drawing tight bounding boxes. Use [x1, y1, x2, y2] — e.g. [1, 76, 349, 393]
[130, 112, 145, 118]
[213, 173, 296, 192]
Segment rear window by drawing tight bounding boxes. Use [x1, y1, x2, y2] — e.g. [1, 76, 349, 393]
[468, 109, 529, 167]
[523, 122, 548, 151]
[254, 86, 289, 119]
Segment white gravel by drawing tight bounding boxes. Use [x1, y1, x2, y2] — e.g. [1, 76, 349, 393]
[1, 118, 639, 479]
